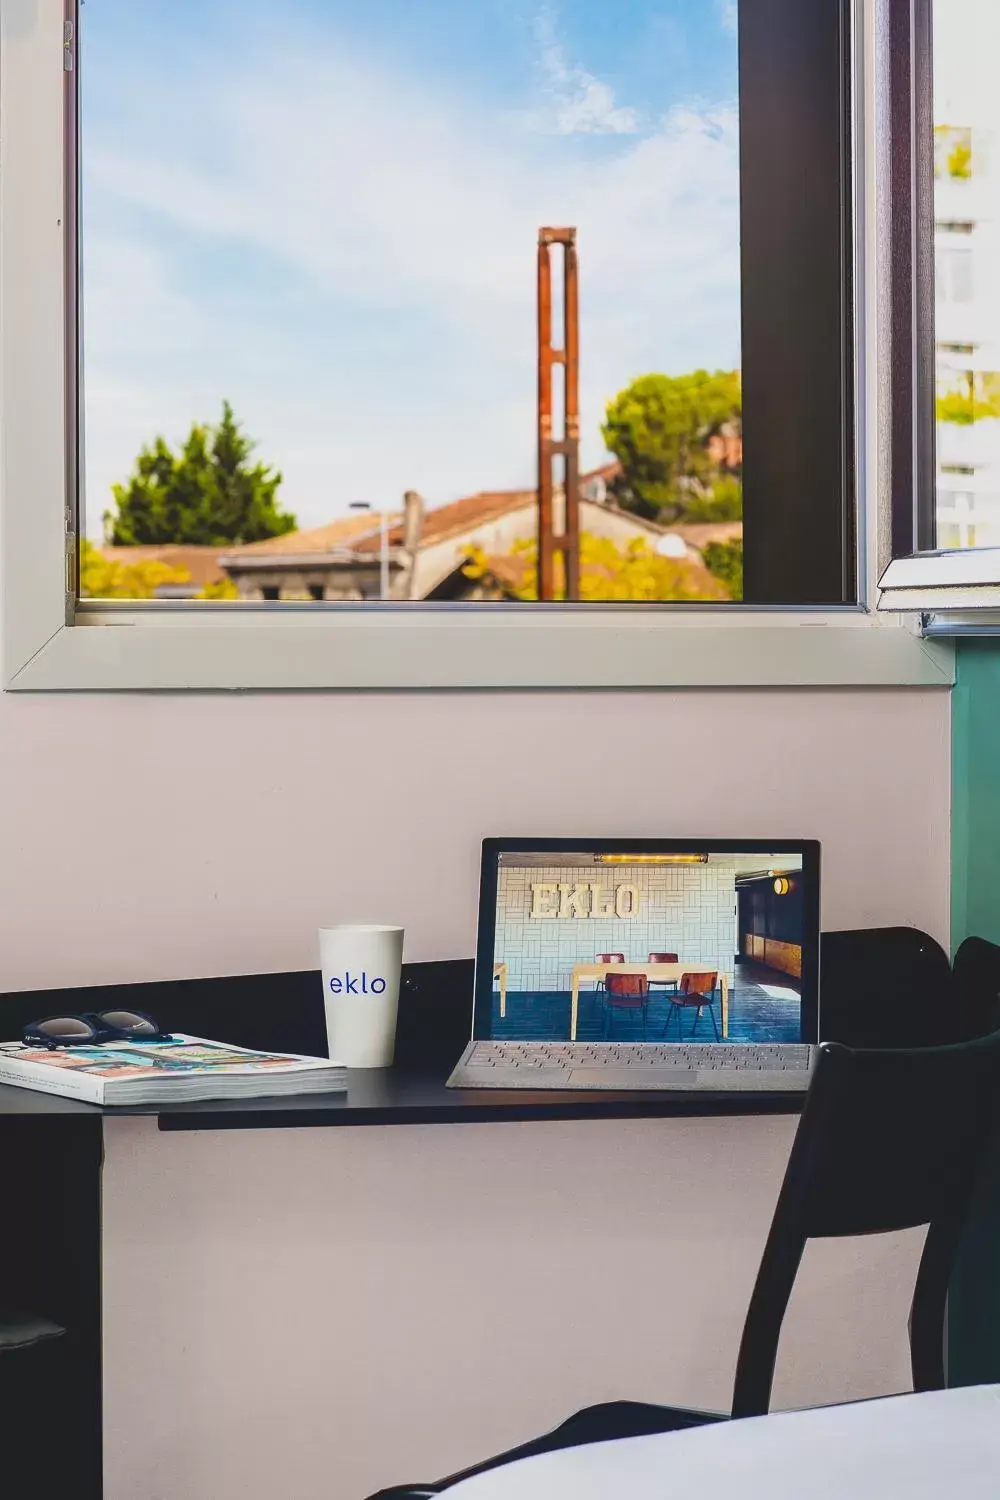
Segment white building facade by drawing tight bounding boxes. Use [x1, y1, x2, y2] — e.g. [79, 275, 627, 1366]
[934, 0, 1000, 548]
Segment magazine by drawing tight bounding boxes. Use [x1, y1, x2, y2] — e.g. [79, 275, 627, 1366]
[0, 1034, 346, 1106]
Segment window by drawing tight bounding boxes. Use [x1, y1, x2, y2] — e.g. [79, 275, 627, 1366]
[68, 0, 857, 612]
[935, 245, 974, 304]
[0, 1, 946, 688]
[878, 0, 1000, 618]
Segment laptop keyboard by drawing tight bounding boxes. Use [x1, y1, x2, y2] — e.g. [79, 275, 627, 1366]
[448, 1041, 813, 1092]
[467, 1041, 810, 1069]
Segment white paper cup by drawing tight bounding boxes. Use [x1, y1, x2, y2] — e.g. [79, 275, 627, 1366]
[319, 924, 404, 1068]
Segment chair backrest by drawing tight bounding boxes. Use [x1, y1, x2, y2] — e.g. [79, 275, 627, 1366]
[730, 1029, 1000, 1419]
[819, 927, 954, 1046]
[604, 973, 648, 1000]
[648, 952, 678, 964]
[952, 936, 1000, 1039]
[597, 953, 625, 964]
[679, 971, 717, 996]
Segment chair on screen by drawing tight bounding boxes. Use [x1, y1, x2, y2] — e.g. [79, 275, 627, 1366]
[594, 953, 625, 1001]
[646, 951, 680, 998]
[595, 953, 624, 985]
[664, 971, 720, 1041]
[367, 1026, 1000, 1498]
[602, 973, 649, 1040]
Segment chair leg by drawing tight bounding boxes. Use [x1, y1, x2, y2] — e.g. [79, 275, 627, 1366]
[642, 1003, 648, 1040]
[710, 998, 720, 1041]
[910, 1213, 966, 1391]
[692, 1006, 701, 1037]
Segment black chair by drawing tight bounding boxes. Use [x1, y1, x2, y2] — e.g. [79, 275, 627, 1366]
[818, 927, 955, 1047]
[367, 1028, 1000, 1498]
[0, 1312, 67, 1442]
[952, 936, 1000, 1040]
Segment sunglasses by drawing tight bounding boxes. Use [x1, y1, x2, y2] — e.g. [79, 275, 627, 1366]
[21, 1010, 174, 1050]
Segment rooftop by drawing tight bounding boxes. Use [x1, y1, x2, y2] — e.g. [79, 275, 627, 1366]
[97, 545, 228, 589]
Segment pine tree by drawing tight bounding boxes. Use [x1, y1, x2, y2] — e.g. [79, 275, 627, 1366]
[105, 402, 296, 546]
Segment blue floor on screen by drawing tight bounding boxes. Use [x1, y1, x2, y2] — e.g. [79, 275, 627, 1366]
[491, 963, 802, 1043]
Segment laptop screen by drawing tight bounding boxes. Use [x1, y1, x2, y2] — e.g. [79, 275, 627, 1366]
[474, 840, 820, 1045]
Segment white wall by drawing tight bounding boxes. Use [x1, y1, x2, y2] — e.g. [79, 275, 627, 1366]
[0, 686, 951, 1498]
[496, 859, 738, 991]
[102, 1115, 926, 1500]
[0, 690, 949, 990]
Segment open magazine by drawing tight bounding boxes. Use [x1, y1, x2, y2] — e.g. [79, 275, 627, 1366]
[0, 1034, 346, 1106]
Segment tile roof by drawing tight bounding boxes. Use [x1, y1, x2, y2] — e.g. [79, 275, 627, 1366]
[221, 512, 397, 560]
[97, 545, 227, 589]
[352, 465, 621, 554]
[211, 463, 737, 568]
[352, 490, 536, 554]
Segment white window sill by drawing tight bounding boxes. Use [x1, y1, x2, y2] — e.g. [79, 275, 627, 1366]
[3, 606, 954, 691]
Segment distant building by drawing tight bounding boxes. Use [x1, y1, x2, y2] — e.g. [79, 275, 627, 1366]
[705, 425, 743, 471]
[218, 466, 739, 602]
[934, 11, 1000, 548]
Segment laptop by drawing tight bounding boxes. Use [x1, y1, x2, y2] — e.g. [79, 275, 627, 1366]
[447, 838, 820, 1092]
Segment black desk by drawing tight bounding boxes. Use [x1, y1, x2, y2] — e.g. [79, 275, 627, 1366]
[0, 959, 803, 1499]
[0, 1068, 805, 1129]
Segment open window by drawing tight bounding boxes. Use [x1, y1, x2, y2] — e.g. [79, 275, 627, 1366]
[0, 0, 948, 688]
[878, 0, 1000, 623]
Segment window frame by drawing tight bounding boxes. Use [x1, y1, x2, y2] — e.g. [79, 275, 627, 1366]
[876, 0, 1000, 624]
[0, 0, 950, 690]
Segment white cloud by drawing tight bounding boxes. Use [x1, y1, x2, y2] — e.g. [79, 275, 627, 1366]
[719, 1, 738, 36]
[82, 12, 740, 532]
[531, 9, 639, 136]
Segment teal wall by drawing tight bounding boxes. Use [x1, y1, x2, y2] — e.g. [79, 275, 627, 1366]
[950, 640, 1000, 1386]
[952, 641, 1000, 951]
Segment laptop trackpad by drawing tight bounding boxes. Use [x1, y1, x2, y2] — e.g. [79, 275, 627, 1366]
[567, 1068, 701, 1089]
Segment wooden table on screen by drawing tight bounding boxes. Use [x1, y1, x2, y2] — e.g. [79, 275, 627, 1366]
[494, 962, 507, 1018]
[569, 963, 729, 1042]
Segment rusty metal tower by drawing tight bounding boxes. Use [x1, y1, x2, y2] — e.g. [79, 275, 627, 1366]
[537, 227, 580, 601]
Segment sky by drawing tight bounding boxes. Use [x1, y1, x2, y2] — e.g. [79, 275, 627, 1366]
[80, 0, 741, 535]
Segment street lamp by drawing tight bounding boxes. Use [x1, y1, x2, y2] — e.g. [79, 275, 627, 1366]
[348, 501, 389, 600]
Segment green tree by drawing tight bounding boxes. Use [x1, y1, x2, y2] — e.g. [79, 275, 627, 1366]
[702, 537, 743, 599]
[935, 125, 972, 180]
[104, 402, 296, 546]
[936, 372, 1000, 426]
[601, 370, 742, 522]
[78, 538, 191, 599]
[463, 535, 731, 602]
[680, 473, 743, 523]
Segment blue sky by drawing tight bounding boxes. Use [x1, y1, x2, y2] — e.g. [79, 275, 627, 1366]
[81, 0, 740, 533]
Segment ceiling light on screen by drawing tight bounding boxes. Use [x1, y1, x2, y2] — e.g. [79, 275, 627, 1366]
[594, 854, 709, 865]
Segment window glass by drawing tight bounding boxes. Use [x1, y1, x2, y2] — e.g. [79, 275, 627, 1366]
[79, 0, 854, 608]
[79, 0, 744, 604]
[933, 0, 1000, 550]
